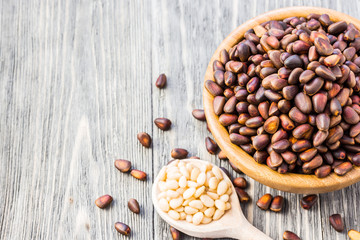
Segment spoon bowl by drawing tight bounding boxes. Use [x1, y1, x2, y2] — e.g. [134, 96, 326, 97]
[152, 159, 272, 239]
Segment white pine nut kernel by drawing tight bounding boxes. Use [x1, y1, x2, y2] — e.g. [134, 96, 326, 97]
[180, 212, 186, 220]
[200, 205, 207, 212]
[200, 164, 207, 172]
[213, 209, 225, 220]
[190, 167, 201, 181]
[220, 194, 229, 202]
[182, 197, 195, 206]
[166, 166, 179, 173]
[209, 177, 219, 190]
[178, 176, 187, 188]
[205, 171, 214, 187]
[158, 168, 167, 181]
[184, 206, 198, 215]
[175, 206, 184, 212]
[201, 216, 212, 224]
[178, 161, 185, 168]
[183, 187, 196, 199]
[226, 179, 232, 187]
[186, 163, 194, 172]
[167, 190, 180, 198]
[179, 166, 190, 179]
[165, 180, 179, 190]
[200, 194, 215, 207]
[186, 214, 193, 223]
[189, 200, 204, 209]
[167, 172, 182, 180]
[176, 187, 186, 195]
[157, 191, 167, 200]
[204, 207, 215, 217]
[194, 186, 205, 198]
[212, 166, 223, 180]
[187, 181, 198, 188]
[205, 163, 212, 171]
[192, 212, 204, 225]
[158, 198, 170, 212]
[158, 181, 167, 192]
[207, 192, 219, 200]
[157, 160, 233, 225]
[217, 180, 228, 195]
[169, 196, 183, 209]
[215, 199, 226, 211]
[197, 172, 206, 185]
[168, 210, 180, 220]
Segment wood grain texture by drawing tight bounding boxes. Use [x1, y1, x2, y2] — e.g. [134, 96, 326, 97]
[0, 0, 359, 240]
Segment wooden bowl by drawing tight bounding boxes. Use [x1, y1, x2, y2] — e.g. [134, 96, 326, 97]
[203, 6, 360, 194]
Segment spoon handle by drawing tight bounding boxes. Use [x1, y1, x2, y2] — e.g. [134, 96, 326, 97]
[228, 219, 273, 240]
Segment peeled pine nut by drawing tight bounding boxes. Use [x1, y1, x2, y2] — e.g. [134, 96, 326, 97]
[187, 181, 198, 188]
[184, 206, 198, 215]
[220, 194, 229, 202]
[215, 199, 226, 211]
[180, 212, 186, 220]
[175, 206, 184, 212]
[207, 192, 220, 200]
[204, 207, 215, 217]
[213, 209, 225, 220]
[179, 166, 189, 179]
[190, 167, 201, 181]
[225, 202, 231, 210]
[192, 212, 204, 225]
[158, 198, 170, 212]
[165, 180, 179, 190]
[209, 177, 219, 190]
[176, 188, 185, 195]
[186, 163, 193, 172]
[194, 186, 205, 198]
[182, 197, 195, 206]
[183, 187, 196, 199]
[167, 190, 179, 198]
[157, 192, 166, 199]
[212, 166, 223, 180]
[189, 200, 204, 209]
[217, 180, 228, 195]
[201, 216, 212, 224]
[168, 210, 180, 220]
[167, 172, 182, 180]
[197, 172, 206, 185]
[200, 194, 215, 207]
[200, 205, 207, 212]
[157, 161, 233, 225]
[169, 196, 183, 209]
[178, 176, 187, 188]
[158, 168, 166, 181]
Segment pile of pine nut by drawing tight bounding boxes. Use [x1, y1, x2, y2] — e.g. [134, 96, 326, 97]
[157, 160, 232, 225]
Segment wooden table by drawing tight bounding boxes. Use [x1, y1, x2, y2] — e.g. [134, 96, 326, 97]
[1, 0, 359, 239]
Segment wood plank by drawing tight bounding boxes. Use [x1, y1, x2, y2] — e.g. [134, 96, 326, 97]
[0, 0, 154, 239]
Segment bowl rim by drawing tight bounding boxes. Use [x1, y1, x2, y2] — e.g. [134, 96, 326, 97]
[203, 6, 360, 194]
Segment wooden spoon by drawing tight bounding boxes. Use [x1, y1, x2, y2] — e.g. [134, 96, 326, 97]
[152, 159, 272, 239]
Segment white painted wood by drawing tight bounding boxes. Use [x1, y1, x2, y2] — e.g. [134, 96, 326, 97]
[0, 0, 359, 239]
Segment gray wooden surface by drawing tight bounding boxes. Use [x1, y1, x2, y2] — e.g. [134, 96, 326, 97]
[1, 0, 360, 239]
